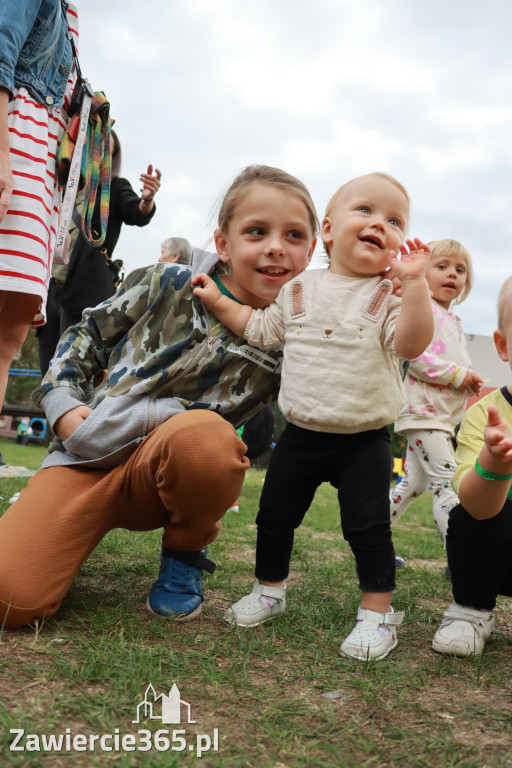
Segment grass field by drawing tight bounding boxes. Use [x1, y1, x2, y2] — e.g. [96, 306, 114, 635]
[0, 437, 511, 767]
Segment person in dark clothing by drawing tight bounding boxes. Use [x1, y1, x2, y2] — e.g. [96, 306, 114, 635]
[37, 130, 161, 373]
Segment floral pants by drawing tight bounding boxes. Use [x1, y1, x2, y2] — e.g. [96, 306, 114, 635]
[389, 429, 459, 546]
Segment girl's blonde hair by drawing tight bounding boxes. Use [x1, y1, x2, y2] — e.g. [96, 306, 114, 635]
[217, 165, 319, 238]
[428, 239, 473, 304]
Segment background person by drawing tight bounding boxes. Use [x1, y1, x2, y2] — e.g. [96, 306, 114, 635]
[390, 239, 483, 553]
[0, 1, 78, 408]
[433, 276, 512, 657]
[159, 237, 192, 265]
[37, 129, 161, 374]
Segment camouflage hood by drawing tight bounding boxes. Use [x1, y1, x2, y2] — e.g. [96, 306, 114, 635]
[33, 249, 281, 468]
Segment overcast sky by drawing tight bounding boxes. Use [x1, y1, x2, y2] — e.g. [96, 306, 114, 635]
[78, 0, 512, 337]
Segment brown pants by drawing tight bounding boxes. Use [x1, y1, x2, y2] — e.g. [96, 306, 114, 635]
[0, 410, 249, 628]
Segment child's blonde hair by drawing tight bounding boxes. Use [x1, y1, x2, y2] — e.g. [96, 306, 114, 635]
[497, 276, 512, 330]
[322, 172, 410, 257]
[217, 165, 319, 238]
[428, 239, 473, 304]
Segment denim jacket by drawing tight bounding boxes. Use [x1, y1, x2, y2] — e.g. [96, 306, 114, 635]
[0, 0, 73, 107]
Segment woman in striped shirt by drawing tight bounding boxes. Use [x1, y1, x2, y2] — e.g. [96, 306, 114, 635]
[0, 0, 78, 407]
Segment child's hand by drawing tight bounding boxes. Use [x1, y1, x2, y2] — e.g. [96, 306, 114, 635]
[457, 370, 484, 395]
[192, 273, 223, 311]
[483, 405, 512, 464]
[388, 238, 430, 286]
[54, 406, 93, 441]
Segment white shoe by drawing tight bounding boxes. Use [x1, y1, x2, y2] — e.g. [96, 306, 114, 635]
[340, 606, 404, 661]
[432, 603, 496, 657]
[224, 582, 286, 627]
[8, 492, 20, 505]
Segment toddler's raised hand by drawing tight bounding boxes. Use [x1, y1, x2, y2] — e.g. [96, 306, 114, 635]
[388, 238, 430, 284]
[483, 405, 512, 465]
[192, 273, 223, 312]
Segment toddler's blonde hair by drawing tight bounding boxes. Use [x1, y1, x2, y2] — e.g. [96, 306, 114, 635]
[428, 239, 473, 304]
[497, 276, 512, 330]
[323, 172, 410, 257]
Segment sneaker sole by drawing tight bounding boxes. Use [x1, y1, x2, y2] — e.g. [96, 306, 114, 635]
[145, 599, 203, 622]
[340, 636, 398, 662]
[223, 612, 281, 628]
[431, 638, 481, 657]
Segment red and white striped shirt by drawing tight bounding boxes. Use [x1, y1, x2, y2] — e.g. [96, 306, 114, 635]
[0, 3, 79, 325]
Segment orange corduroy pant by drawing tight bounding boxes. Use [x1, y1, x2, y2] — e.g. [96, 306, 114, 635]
[0, 410, 248, 628]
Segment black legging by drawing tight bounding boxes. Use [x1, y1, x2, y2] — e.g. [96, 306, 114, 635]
[255, 423, 396, 591]
[447, 500, 512, 610]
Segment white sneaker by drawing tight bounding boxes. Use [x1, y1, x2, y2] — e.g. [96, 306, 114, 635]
[432, 603, 496, 657]
[224, 582, 286, 627]
[8, 492, 20, 505]
[340, 606, 404, 661]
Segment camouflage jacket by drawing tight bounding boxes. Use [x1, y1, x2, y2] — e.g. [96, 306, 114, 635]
[32, 250, 282, 468]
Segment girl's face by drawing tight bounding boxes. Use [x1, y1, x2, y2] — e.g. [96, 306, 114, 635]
[426, 253, 468, 309]
[215, 184, 316, 308]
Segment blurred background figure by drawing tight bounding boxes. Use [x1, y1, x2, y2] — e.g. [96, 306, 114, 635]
[159, 237, 192, 265]
[37, 129, 161, 374]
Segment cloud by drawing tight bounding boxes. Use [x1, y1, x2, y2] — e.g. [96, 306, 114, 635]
[78, 0, 512, 336]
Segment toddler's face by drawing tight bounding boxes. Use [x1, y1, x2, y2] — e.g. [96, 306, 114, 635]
[322, 176, 408, 278]
[215, 184, 316, 308]
[426, 253, 468, 309]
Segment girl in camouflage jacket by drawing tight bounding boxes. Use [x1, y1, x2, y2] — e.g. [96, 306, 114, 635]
[0, 165, 318, 628]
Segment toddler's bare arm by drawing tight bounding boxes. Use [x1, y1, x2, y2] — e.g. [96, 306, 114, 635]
[391, 238, 433, 360]
[192, 273, 252, 337]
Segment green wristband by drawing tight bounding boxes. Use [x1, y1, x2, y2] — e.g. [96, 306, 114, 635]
[475, 459, 512, 482]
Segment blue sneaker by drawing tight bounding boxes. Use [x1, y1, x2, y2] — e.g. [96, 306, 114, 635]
[146, 548, 216, 620]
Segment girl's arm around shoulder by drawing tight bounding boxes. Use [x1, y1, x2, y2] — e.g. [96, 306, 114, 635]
[390, 238, 434, 360]
[32, 266, 158, 405]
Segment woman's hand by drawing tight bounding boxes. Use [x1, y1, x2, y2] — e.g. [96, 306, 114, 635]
[139, 164, 161, 208]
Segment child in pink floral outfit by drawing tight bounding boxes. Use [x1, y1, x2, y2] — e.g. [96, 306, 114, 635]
[390, 239, 483, 545]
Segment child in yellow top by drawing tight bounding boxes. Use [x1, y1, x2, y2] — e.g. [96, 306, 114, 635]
[194, 172, 434, 661]
[433, 276, 512, 657]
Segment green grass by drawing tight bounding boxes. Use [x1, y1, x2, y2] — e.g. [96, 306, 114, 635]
[1, 438, 512, 767]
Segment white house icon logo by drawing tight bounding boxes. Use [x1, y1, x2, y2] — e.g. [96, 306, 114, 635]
[132, 683, 196, 725]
